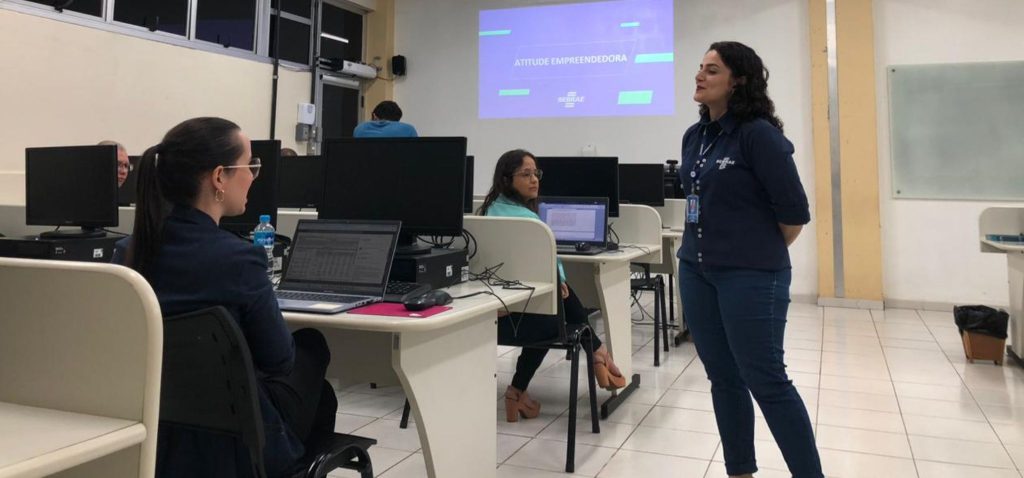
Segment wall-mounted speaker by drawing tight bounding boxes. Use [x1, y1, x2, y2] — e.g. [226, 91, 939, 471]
[391, 55, 407, 76]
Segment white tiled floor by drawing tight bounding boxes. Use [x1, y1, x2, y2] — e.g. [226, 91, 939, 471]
[330, 299, 1024, 477]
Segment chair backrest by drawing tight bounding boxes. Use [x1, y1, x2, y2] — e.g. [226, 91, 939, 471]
[160, 306, 267, 478]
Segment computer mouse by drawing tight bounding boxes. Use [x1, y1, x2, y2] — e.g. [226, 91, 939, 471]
[402, 290, 454, 311]
[574, 242, 592, 252]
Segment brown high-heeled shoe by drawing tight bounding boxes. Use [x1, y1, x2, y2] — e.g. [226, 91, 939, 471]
[593, 358, 627, 391]
[504, 386, 541, 422]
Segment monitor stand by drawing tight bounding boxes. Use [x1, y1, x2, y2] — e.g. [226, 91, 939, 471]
[39, 227, 106, 239]
[395, 233, 431, 256]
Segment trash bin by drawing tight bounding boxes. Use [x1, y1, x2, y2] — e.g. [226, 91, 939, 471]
[954, 305, 1009, 365]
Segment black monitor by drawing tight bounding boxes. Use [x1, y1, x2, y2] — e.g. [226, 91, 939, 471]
[619, 163, 666, 207]
[220, 140, 280, 235]
[25, 145, 119, 238]
[320, 137, 467, 254]
[118, 155, 142, 206]
[278, 155, 324, 209]
[464, 155, 474, 214]
[534, 156, 620, 217]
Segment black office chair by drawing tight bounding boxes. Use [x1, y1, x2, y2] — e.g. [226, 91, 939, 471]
[500, 302, 602, 473]
[161, 306, 376, 478]
[630, 264, 670, 366]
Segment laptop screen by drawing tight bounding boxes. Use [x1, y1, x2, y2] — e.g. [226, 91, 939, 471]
[280, 220, 401, 295]
[538, 198, 608, 245]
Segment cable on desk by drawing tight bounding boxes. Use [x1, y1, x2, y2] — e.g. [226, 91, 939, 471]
[619, 244, 653, 255]
[463, 262, 537, 338]
[608, 223, 621, 248]
[417, 228, 478, 260]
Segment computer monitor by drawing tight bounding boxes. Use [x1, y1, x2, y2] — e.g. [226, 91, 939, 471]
[118, 155, 142, 206]
[534, 156, 620, 217]
[538, 196, 609, 246]
[618, 163, 666, 207]
[320, 137, 467, 254]
[464, 155, 474, 214]
[278, 155, 324, 209]
[25, 145, 119, 238]
[220, 139, 280, 235]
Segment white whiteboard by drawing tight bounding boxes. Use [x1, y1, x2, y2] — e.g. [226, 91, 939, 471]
[888, 61, 1024, 200]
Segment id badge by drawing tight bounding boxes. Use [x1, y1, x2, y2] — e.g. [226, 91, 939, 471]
[685, 194, 700, 224]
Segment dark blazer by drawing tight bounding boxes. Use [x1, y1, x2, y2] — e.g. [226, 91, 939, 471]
[114, 206, 304, 477]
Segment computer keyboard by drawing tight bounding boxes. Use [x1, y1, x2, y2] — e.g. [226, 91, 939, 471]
[276, 291, 363, 303]
[384, 281, 431, 303]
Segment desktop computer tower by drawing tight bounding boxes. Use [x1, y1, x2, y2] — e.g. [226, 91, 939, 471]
[0, 235, 122, 263]
[391, 248, 468, 290]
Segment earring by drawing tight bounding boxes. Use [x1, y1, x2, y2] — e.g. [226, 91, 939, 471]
[215, 189, 225, 203]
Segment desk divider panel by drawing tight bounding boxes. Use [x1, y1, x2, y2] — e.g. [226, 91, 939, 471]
[463, 216, 558, 315]
[654, 198, 685, 230]
[0, 258, 162, 476]
[613, 204, 664, 265]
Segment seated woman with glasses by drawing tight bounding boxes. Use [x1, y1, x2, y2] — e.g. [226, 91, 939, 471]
[112, 117, 337, 477]
[477, 149, 627, 422]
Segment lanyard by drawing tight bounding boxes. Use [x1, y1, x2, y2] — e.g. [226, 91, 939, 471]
[689, 125, 724, 195]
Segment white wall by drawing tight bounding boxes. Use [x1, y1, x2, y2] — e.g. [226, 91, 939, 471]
[874, 0, 1024, 307]
[0, 8, 311, 205]
[393, 0, 819, 298]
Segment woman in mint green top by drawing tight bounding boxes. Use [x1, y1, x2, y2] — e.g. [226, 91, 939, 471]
[478, 149, 626, 423]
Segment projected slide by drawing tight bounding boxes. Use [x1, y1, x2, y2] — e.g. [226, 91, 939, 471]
[479, 0, 674, 119]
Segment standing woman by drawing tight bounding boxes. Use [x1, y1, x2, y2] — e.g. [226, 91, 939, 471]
[678, 42, 822, 478]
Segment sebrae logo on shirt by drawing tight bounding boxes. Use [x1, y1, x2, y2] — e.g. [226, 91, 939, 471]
[716, 157, 735, 170]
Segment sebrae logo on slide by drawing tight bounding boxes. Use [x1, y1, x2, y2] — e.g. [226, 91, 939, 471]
[558, 91, 586, 109]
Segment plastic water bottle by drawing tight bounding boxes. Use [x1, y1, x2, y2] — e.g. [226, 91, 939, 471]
[253, 215, 275, 277]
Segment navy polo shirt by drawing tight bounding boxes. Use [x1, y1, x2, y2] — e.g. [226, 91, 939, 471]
[677, 111, 810, 271]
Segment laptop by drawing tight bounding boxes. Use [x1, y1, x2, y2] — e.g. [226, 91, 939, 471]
[276, 219, 401, 314]
[538, 196, 610, 256]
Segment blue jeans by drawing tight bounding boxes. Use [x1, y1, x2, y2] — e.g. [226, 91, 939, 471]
[678, 260, 823, 478]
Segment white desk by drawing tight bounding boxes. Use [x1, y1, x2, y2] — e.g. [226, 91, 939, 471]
[559, 204, 664, 417]
[287, 216, 558, 478]
[653, 200, 687, 335]
[0, 403, 145, 478]
[283, 282, 550, 478]
[653, 229, 685, 337]
[561, 244, 661, 417]
[979, 207, 1024, 367]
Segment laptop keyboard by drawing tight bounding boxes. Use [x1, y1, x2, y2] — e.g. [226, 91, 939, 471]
[277, 291, 364, 303]
[386, 281, 422, 295]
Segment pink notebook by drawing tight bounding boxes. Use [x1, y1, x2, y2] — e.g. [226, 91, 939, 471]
[350, 302, 453, 318]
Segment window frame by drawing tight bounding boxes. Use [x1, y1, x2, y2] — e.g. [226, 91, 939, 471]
[1, 0, 293, 68]
[3, 0, 367, 68]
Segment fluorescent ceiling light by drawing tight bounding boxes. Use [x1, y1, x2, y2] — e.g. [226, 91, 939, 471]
[321, 32, 349, 44]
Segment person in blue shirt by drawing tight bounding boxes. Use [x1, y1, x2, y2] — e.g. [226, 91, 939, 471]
[112, 117, 338, 477]
[478, 149, 626, 422]
[678, 42, 822, 478]
[352, 100, 418, 138]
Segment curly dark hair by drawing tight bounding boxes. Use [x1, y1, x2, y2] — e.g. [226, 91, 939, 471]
[700, 41, 784, 132]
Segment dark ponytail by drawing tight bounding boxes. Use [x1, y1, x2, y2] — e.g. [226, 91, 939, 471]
[477, 149, 537, 215]
[125, 117, 244, 275]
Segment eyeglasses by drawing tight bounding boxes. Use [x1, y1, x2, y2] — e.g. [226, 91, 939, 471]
[223, 156, 262, 179]
[512, 169, 543, 180]
[117, 162, 133, 173]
